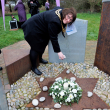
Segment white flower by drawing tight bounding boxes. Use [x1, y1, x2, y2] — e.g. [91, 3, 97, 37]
[50, 93, 52, 95]
[68, 81, 71, 84]
[65, 100, 67, 102]
[77, 87, 81, 90]
[60, 96, 63, 98]
[64, 79, 66, 82]
[69, 88, 71, 91]
[60, 102, 62, 104]
[70, 77, 76, 82]
[63, 83, 68, 90]
[55, 77, 62, 82]
[59, 88, 61, 90]
[59, 84, 61, 86]
[66, 97, 71, 102]
[70, 83, 75, 88]
[60, 91, 65, 96]
[51, 86, 54, 88]
[69, 94, 74, 99]
[55, 93, 57, 95]
[52, 95, 55, 99]
[54, 85, 59, 89]
[74, 94, 77, 97]
[72, 89, 77, 93]
[52, 92, 54, 95]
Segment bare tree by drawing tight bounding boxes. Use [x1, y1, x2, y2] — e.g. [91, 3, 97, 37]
[87, 0, 101, 13]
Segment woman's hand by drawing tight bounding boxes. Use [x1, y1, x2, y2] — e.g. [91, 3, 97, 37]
[58, 52, 65, 60]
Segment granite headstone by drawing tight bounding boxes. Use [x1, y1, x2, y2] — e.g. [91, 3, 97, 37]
[48, 18, 88, 63]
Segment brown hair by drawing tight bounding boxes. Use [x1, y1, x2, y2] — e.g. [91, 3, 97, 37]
[62, 7, 77, 25]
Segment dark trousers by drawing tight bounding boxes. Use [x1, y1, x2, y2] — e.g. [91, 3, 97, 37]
[46, 8, 49, 11]
[17, 21, 25, 28]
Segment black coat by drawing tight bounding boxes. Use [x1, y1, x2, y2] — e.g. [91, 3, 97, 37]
[22, 7, 65, 53]
[28, 0, 40, 16]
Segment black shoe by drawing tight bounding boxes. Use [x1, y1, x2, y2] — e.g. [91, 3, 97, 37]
[40, 59, 48, 64]
[32, 67, 42, 75]
[0, 67, 2, 71]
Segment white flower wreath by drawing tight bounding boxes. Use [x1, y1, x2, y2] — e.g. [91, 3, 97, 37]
[49, 78, 83, 106]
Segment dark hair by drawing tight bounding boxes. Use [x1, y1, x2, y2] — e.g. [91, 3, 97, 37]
[62, 7, 77, 25]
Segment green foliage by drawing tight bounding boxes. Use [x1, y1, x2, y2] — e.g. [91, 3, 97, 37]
[87, 0, 102, 13]
[0, 12, 101, 49]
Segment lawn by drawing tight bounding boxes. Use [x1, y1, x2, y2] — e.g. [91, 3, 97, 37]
[77, 13, 101, 40]
[0, 12, 101, 49]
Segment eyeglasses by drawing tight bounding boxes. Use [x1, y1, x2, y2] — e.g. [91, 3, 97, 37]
[67, 14, 73, 22]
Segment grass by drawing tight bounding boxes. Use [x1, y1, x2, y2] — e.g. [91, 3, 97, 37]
[77, 13, 101, 40]
[0, 14, 31, 49]
[0, 12, 101, 49]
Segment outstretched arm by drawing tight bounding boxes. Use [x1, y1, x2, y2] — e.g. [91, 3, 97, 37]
[48, 22, 65, 60]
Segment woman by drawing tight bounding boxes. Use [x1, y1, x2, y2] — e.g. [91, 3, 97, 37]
[28, 0, 40, 16]
[14, 0, 27, 28]
[22, 7, 76, 75]
[45, 0, 50, 11]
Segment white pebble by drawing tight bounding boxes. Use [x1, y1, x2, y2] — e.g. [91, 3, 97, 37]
[32, 99, 39, 106]
[43, 86, 48, 91]
[40, 77, 44, 82]
[87, 91, 93, 97]
[54, 103, 61, 108]
[39, 97, 45, 102]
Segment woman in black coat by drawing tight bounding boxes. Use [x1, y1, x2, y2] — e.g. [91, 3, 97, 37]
[22, 7, 76, 75]
[28, 0, 40, 16]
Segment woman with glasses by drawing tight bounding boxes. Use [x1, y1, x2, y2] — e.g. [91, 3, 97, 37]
[22, 7, 76, 75]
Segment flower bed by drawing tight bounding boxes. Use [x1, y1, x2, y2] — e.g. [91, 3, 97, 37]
[49, 78, 83, 106]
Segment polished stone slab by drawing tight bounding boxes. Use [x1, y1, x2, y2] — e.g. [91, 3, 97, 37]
[48, 18, 88, 63]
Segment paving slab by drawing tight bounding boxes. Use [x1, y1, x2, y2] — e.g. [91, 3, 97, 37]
[0, 78, 8, 110]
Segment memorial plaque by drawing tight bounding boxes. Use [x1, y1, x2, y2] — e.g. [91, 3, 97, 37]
[48, 18, 88, 63]
[94, 0, 110, 75]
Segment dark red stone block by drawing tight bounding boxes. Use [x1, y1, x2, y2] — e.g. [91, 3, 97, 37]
[2, 49, 39, 85]
[94, 2, 110, 75]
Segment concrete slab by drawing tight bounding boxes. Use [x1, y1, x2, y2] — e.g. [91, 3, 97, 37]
[0, 78, 8, 110]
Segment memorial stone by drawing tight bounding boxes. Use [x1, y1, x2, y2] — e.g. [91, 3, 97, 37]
[48, 18, 88, 63]
[94, 0, 110, 76]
